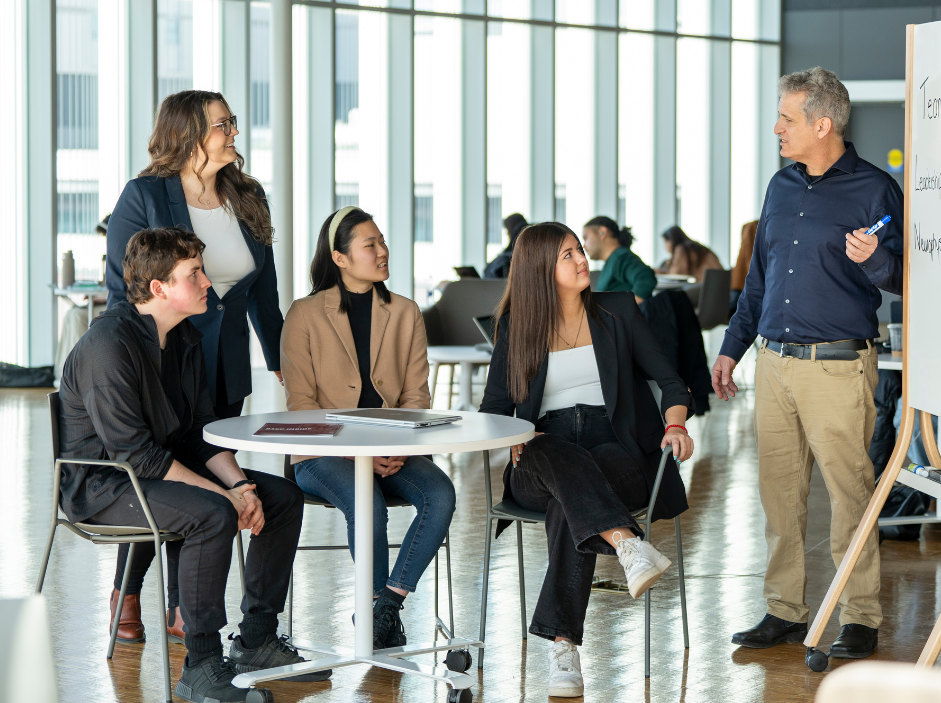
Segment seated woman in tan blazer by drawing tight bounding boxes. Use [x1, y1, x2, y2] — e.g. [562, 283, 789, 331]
[280, 206, 456, 651]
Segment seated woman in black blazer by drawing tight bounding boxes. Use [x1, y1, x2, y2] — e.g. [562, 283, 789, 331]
[480, 222, 695, 698]
[105, 90, 284, 646]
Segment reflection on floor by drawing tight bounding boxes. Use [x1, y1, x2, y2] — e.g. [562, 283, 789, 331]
[2, 374, 939, 703]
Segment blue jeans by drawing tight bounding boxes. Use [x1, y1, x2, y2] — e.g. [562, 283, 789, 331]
[294, 456, 456, 595]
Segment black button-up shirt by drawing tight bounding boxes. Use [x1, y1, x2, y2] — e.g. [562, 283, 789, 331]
[720, 142, 903, 362]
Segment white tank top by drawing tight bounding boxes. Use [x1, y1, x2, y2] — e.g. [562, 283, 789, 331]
[187, 205, 256, 299]
[539, 345, 605, 417]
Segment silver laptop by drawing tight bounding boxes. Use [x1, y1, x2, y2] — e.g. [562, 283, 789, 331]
[473, 316, 496, 352]
[324, 408, 462, 428]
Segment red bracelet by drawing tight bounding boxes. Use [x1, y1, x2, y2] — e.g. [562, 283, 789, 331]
[665, 425, 687, 434]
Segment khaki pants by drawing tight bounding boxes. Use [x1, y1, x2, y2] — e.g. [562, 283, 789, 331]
[754, 343, 881, 628]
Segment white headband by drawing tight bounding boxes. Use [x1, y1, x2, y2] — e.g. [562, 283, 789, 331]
[328, 206, 362, 251]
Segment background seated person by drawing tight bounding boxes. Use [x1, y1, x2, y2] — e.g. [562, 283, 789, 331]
[657, 225, 723, 282]
[582, 215, 656, 302]
[58, 227, 327, 703]
[54, 214, 110, 382]
[730, 220, 758, 314]
[484, 212, 529, 279]
[480, 222, 694, 698]
[280, 206, 456, 651]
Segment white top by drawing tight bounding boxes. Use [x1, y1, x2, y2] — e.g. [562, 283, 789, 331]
[539, 345, 605, 417]
[187, 205, 256, 299]
[203, 408, 534, 457]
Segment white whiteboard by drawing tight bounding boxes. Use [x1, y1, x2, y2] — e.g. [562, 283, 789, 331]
[908, 21, 941, 417]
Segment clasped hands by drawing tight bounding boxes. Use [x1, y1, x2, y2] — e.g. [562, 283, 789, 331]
[342, 455, 407, 477]
[225, 482, 266, 535]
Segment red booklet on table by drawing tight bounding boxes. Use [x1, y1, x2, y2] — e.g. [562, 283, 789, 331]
[253, 423, 342, 437]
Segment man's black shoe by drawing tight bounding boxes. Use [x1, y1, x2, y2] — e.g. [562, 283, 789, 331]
[373, 592, 407, 649]
[228, 633, 331, 682]
[829, 624, 877, 659]
[731, 614, 808, 649]
[175, 654, 270, 703]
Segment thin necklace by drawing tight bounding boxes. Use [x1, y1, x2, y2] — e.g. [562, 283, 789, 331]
[558, 310, 585, 349]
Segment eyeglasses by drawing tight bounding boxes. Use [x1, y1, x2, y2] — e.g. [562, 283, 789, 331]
[211, 115, 237, 136]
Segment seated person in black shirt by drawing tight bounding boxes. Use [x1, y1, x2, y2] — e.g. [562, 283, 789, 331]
[58, 227, 328, 703]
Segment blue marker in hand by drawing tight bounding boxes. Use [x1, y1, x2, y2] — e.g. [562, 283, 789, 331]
[865, 215, 891, 236]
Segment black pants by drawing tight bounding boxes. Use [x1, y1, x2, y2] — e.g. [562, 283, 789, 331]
[114, 396, 243, 605]
[93, 468, 302, 643]
[509, 404, 648, 645]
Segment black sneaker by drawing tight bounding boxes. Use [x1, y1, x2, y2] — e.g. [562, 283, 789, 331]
[228, 633, 331, 683]
[175, 654, 267, 703]
[373, 593, 407, 649]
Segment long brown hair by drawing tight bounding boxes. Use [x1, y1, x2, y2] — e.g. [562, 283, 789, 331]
[140, 90, 274, 246]
[494, 222, 599, 404]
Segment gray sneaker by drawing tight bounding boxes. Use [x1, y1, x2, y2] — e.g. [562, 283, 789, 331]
[228, 633, 332, 683]
[175, 654, 267, 703]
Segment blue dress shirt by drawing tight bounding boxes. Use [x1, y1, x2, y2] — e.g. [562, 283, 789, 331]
[720, 142, 903, 362]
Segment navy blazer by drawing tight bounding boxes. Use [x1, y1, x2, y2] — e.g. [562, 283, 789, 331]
[106, 175, 283, 405]
[480, 292, 693, 537]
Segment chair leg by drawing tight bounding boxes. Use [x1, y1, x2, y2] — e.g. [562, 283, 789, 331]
[446, 365, 455, 410]
[153, 540, 173, 703]
[108, 542, 135, 660]
[644, 588, 651, 679]
[287, 569, 294, 638]
[235, 530, 246, 598]
[35, 522, 57, 593]
[429, 361, 441, 408]
[676, 516, 689, 649]
[445, 532, 454, 635]
[434, 552, 440, 623]
[478, 517, 494, 669]
[516, 521, 527, 640]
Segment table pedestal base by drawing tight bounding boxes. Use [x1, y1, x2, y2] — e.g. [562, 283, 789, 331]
[231, 635, 481, 692]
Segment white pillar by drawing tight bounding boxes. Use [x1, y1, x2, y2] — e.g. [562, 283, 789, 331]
[653, 0, 677, 264]
[709, 0, 732, 265]
[359, 9, 413, 297]
[460, 12, 486, 271]
[98, 0, 130, 215]
[192, 0, 222, 92]
[593, 3, 618, 221]
[128, 0, 157, 177]
[757, 0, 782, 208]
[26, 0, 56, 366]
[221, 0, 251, 172]
[270, 0, 294, 313]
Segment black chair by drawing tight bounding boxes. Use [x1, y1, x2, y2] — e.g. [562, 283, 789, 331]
[476, 381, 689, 678]
[696, 268, 732, 330]
[281, 456, 455, 637]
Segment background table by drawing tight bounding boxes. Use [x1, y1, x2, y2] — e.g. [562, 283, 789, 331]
[427, 346, 493, 411]
[878, 352, 903, 371]
[54, 285, 108, 327]
[204, 408, 534, 699]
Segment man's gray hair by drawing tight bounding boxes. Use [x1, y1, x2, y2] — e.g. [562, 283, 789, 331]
[777, 66, 851, 136]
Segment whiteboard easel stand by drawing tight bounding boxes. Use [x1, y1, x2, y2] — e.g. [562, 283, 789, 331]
[802, 24, 941, 672]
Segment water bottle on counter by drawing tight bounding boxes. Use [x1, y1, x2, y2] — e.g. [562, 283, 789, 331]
[59, 251, 75, 289]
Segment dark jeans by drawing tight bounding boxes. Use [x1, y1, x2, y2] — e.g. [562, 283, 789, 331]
[93, 468, 303, 645]
[294, 455, 456, 595]
[114, 397, 244, 606]
[509, 404, 648, 645]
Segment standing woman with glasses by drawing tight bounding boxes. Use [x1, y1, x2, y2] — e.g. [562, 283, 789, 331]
[103, 90, 284, 646]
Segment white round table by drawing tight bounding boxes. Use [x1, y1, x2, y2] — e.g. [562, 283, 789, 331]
[427, 346, 493, 411]
[204, 408, 533, 696]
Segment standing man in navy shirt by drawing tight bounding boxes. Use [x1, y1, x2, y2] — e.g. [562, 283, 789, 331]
[713, 67, 902, 659]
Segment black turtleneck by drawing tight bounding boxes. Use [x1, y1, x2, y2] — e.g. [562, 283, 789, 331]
[347, 289, 384, 409]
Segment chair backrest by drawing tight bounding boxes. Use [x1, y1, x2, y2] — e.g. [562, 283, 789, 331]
[696, 268, 732, 331]
[283, 455, 296, 483]
[646, 380, 667, 428]
[422, 279, 507, 346]
[48, 392, 60, 461]
[589, 270, 601, 290]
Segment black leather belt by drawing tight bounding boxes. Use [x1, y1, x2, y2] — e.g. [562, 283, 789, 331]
[764, 339, 869, 361]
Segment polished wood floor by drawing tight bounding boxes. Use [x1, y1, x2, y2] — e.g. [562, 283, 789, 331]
[3, 371, 940, 703]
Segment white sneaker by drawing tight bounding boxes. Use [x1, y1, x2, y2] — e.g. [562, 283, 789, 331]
[616, 535, 671, 599]
[547, 640, 584, 698]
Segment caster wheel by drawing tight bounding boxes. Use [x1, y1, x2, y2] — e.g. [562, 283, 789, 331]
[445, 649, 473, 672]
[805, 647, 829, 672]
[447, 688, 472, 703]
[246, 687, 274, 703]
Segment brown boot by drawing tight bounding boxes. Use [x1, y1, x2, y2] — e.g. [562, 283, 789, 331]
[109, 588, 145, 643]
[166, 606, 186, 644]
